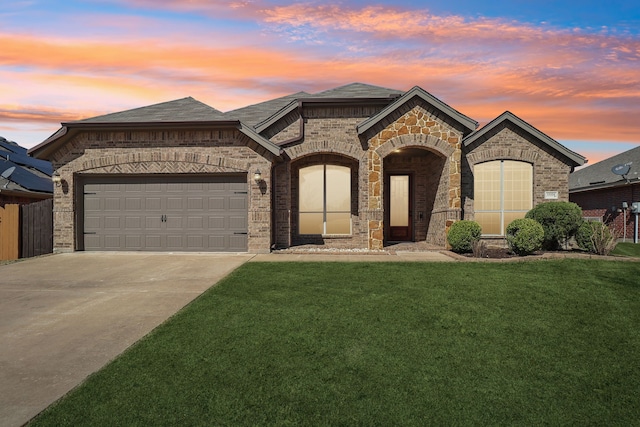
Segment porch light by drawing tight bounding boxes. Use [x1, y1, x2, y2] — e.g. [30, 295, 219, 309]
[254, 169, 262, 182]
[52, 171, 62, 187]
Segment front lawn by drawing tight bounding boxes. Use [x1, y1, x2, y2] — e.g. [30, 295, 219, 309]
[31, 260, 640, 426]
[612, 242, 640, 258]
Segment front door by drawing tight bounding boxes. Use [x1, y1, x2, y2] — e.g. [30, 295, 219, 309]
[388, 174, 412, 241]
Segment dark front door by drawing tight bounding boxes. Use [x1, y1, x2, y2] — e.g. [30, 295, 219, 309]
[388, 174, 412, 241]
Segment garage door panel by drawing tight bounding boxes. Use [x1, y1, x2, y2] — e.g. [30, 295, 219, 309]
[104, 198, 121, 211]
[125, 198, 142, 210]
[229, 215, 246, 230]
[146, 217, 162, 229]
[85, 216, 101, 229]
[229, 235, 247, 251]
[125, 216, 142, 229]
[125, 235, 142, 249]
[166, 197, 183, 210]
[85, 235, 101, 249]
[229, 197, 247, 210]
[83, 175, 248, 252]
[208, 216, 225, 230]
[186, 216, 204, 229]
[144, 235, 162, 249]
[145, 197, 162, 211]
[187, 197, 204, 210]
[166, 235, 184, 250]
[186, 235, 205, 249]
[104, 216, 121, 229]
[85, 197, 101, 211]
[209, 197, 225, 210]
[145, 183, 163, 192]
[104, 235, 122, 249]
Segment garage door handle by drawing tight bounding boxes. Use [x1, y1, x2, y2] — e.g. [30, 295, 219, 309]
[234, 232, 248, 235]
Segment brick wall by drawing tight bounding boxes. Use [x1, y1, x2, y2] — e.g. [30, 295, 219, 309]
[463, 123, 573, 223]
[50, 129, 276, 253]
[570, 183, 640, 240]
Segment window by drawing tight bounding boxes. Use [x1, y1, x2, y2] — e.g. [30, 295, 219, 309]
[474, 160, 532, 235]
[299, 164, 351, 234]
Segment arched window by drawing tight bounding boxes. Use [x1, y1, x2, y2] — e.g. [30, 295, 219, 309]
[474, 160, 532, 235]
[299, 164, 351, 235]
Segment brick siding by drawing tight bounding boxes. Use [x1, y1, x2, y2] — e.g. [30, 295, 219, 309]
[50, 129, 276, 253]
[571, 183, 640, 240]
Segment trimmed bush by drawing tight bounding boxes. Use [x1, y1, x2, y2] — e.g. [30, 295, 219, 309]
[525, 202, 583, 250]
[576, 221, 616, 255]
[506, 218, 544, 256]
[447, 220, 482, 253]
[576, 221, 596, 253]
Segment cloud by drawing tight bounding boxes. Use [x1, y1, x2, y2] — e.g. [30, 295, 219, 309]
[2, 1, 639, 155]
[0, 105, 83, 124]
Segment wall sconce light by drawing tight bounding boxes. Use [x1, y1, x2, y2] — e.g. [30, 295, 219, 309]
[254, 169, 262, 183]
[52, 171, 62, 187]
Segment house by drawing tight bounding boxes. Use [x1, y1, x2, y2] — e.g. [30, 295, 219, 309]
[0, 136, 53, 207]
[28, 83, 586, 253]
[570, 145, 640, 242]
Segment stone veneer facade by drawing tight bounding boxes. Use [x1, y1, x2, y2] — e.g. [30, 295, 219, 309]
[272, 102, 467, 250]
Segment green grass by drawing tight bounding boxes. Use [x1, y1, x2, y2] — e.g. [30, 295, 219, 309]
[30, 260, 640, 426]
[612, 242, 640, 258]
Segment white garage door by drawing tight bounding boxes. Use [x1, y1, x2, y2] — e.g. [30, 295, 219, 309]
[82, 175, 248, 252]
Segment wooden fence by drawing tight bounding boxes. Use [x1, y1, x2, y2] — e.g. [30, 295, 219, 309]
[0, 204, 20, 260]
[0, 199, 53, 261]
[21, 198, 54, 258]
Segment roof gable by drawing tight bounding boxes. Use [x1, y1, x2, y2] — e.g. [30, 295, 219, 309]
[357, 86, 478, 136]
[29, 97, 282, 159]
[463, 111, 586, 167]
[570, 145, 640, 191]
[75, 97, 227, 124]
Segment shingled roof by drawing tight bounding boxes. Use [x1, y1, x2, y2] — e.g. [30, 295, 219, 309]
[225, 91, 310, 127]
[312, 82, 403, 99]
[76, 97, 227, 123]
[570, 145, 640, 192]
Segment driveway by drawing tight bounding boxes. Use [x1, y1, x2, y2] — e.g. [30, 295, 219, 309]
[0, 252, 253, 427]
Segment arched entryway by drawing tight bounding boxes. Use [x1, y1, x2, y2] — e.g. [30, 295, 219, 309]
[382, 147, 448, 245]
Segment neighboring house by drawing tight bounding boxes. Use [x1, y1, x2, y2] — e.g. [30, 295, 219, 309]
[0, 137, 53, 207]
[570, 145, 640, 241]
[28, 83, 585, 253]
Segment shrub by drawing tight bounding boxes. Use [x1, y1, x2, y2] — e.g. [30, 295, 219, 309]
[506, 218, 544, 256]
[576, 221, 616, 255]
[525, 202, 583, 250]
[447, 220, 482, 253]
[576, 222, 596, 253]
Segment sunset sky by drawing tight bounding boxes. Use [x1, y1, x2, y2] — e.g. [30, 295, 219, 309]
[1, 0, 639, 165]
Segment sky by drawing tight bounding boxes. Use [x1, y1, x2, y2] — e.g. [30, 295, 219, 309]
[1, 1, 639, 165]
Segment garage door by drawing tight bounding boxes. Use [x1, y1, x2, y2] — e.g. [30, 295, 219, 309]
[82, 175, 248, 252]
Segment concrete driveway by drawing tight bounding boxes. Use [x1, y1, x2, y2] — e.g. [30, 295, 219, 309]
[0, 252, 253, 427]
